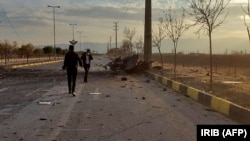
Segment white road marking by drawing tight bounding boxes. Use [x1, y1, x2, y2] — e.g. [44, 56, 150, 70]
[0, 108, 12, 115]
[0, 87, 8, 93]
[48, 83, 85, 140]
[25, 82, 54, 97]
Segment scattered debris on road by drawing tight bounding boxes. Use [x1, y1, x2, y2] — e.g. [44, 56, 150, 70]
[39, 118, 47, 121]
[152, 105, 161, 108]
[89, 92, 102, 95]
[0, 87, 8, 93]
[152, 66, 162, 70]
[89, 88, 101, 95]
[38, 101, 52, 105]
[121, 76, 127, 81]
[0, 73, 3, 79]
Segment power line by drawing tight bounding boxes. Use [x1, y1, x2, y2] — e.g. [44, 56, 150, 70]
[114, 0, 136, 22]
[112, 1, 131, 49]
[0, 2, 25, 43]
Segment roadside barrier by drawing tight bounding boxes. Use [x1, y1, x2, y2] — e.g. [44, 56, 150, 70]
[147, 71, 250, 124]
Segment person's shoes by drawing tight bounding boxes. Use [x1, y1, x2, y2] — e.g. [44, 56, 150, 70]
[72, 92, 76, 97]
[69, 91, 72, 94]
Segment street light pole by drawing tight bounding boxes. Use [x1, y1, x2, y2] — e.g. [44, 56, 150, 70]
[77, 31, 83, 52]
[69, 23, 77, 40]
[48, 5, 60, 60]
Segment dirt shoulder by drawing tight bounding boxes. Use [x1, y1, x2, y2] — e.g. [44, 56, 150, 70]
[151, 62, 250, 110]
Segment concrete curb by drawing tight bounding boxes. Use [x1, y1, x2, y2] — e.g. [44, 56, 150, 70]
[146, 71, 250, 124]
[10, 60, 63, 69]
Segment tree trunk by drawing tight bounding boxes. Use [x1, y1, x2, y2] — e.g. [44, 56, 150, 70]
[174, 41, 178, 80]
[4, 53, 7, 66]
[158, 47, 163, 75]
[209, 31, 213, 91]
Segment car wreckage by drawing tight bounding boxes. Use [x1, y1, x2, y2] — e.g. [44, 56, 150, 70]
[105, 54, 152, 73]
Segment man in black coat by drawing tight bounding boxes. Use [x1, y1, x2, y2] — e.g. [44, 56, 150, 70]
[62, 45, 82, 96]
[81, 49, 93, 82]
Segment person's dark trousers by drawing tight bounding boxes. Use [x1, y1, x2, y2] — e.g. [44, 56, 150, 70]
[83, 64, 90, 82]
[67, 67, 77, 93]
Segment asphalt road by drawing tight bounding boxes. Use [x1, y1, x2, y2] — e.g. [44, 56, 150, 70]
[0, 55, 236, 141]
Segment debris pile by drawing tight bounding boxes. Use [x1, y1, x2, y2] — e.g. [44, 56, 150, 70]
[106, 54, 151, 73]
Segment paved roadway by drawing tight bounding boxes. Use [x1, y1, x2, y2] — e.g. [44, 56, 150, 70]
[0, 55, 236, 141]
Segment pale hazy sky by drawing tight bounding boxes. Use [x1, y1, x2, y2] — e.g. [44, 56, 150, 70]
[0, 0, 249, 53]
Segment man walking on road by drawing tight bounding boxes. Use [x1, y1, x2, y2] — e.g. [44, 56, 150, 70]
[81, 49, 93, 82]
[62, 45, 82, 96]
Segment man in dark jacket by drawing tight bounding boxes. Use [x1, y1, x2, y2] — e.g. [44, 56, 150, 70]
[81, 49, 93, 82]
[62, 45, 82, 96]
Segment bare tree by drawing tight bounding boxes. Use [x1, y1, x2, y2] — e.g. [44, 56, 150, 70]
[187, 0, 230, 91]
[43, 46, 53, 60]
[153, 17, 166, 74]
[242, 0, 250, 42]
[34, 48, 43, 61]
[135, 36, 143, 60]
[162, 7, 189, 80]
[0, 40, 13, 65]
[121, 39, 130, 57]
[20, 43, 34, 63]
[123, 27, 136, 54]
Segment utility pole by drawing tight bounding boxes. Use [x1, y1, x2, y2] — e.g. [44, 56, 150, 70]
[107, 42, 109, 53]
[113, 22, 118, 48]
[144, 0, 152, 68]
[110, 36, 112, 50]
